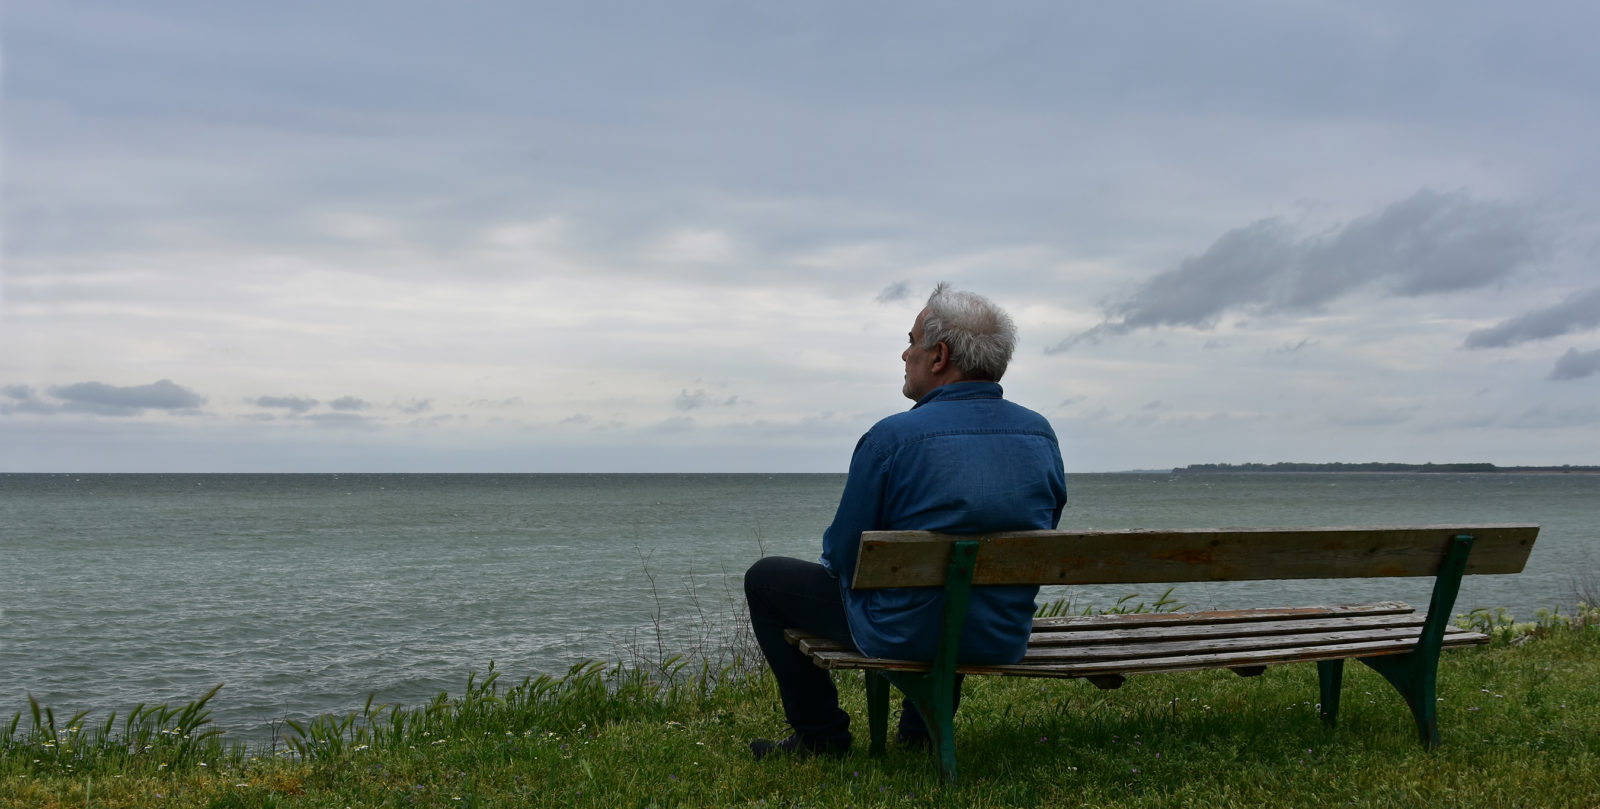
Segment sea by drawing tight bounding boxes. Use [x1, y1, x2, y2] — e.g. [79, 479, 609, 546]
[2, 471, 1595, 746]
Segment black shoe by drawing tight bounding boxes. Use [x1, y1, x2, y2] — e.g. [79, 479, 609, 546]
[895, 730, 931, 752]
[749, 732, 852, 761]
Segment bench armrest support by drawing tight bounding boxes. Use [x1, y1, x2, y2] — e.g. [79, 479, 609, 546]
[866, 540, 978, 783]
[930, 541, 980, 690]
[1355, 533, 1476, 748]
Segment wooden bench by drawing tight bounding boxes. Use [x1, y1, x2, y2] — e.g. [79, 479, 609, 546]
[785, 524, 1540, 783]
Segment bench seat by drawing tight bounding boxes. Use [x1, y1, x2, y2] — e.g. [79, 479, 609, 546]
[787, 600, 1489, 684]
[784, 524, 1538, 783]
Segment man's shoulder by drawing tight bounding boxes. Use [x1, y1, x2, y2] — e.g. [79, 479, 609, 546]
[866, 389, 1055, 443]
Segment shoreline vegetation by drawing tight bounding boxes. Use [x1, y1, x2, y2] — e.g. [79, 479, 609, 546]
[6, 601, 1597, 808]
[1172, 462, 1600, 474]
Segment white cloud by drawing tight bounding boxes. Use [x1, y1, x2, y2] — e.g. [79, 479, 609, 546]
[654, 229, 735, 265]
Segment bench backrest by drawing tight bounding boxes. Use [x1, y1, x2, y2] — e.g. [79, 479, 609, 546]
[851, 525, 1540, 589]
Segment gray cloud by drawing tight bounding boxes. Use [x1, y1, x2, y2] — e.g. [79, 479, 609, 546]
[0, 385, 58, 415]
[250, 395, 319, 413]
[328, 396, 370, 411]
[46, 379, 206, 416]
[396, 399, 432, 415]
[650, 416, 696, 433]
[1549, 347, 1600, 381]
[1508, 403, 1600, 428]
[1269, 338, 1315, 354]
[674, 389, 739, 411]
[468, 397, 522, 408]
[1465, 286, 1600, 349]
[1050, 189, 1543, 352]
[1323, 408, 1416, 427]
[303, 412, 377, 429]
[875, 281, 912, 304]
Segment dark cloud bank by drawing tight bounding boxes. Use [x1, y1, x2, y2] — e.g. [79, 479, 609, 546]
[1050, 189, 1543, 351]
[1465, 286, 1600, 349]
[1048, 189, 1600, 380]
[1465, 286, 1600, 381]
[1550, 348, 1600, 381]
[250, 395, 319, 413]
[249, 394, 404, 418]
[2, 379, 207, 416]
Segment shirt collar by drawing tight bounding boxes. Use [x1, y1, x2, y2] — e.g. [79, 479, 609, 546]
[910, 380, 1004, 409]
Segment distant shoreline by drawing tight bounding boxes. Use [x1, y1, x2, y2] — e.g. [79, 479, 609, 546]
[1173, 462, 1600, 474]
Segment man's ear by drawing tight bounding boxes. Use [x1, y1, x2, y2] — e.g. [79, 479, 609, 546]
[931, 341, 951, 372]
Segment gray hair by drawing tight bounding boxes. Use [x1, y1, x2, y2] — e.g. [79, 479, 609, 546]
[920, 282, 1017, 381]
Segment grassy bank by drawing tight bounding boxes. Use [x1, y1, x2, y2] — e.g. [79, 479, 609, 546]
[5, 609, 1598, 809]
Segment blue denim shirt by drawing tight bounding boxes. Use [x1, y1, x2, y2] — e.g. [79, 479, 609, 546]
[820, 381, 1067, 663]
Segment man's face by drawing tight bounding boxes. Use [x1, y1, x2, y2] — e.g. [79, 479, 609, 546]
[901, 307, 936, 401]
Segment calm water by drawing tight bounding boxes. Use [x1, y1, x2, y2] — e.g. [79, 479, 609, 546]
[2, 472, 1595, 745]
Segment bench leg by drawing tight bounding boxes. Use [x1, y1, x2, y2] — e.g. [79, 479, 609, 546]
[924, 684, 958, 785]
[1355, 533, 1473, 749]
[880, 671, 960, 784]
[865, 671, 890, 757]
[1361, 653, 1441, 748]
[865, 540, 975, 784]
[906, 689, 958, 784]
[1318, 659, 1344, 727]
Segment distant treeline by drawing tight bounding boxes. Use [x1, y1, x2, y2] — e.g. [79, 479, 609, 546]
[1173, 462, 1600, 474]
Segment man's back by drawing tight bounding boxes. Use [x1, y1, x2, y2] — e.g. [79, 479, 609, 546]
[821, 381, 1067, 663]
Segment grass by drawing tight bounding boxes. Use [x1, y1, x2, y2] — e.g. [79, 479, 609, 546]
[5, 607, 1598, 808]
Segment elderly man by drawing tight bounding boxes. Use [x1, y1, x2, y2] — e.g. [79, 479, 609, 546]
[745, 283, 1067, 759]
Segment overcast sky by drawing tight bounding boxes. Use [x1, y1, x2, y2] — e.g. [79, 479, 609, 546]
[4, 1, 1598, 472]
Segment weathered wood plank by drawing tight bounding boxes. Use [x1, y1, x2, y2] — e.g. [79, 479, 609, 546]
[798, 630, 1490, 676]
[1007, 634, 1492, 677]
[792, 625, 1482, 663]
[1032, 601, 1413, 629]
[784, 607, 1431, 652]
[1029, 612, 1429, 646]
[1020, 626, 1469, 662]
[852, 524, 1539, 589]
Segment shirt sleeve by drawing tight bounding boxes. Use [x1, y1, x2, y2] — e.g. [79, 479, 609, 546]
[1049, 440, 1068, 528]
[819, 432, 888, 584]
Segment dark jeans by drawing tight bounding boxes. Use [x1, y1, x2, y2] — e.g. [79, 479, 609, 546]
[743, 555, 960, 740]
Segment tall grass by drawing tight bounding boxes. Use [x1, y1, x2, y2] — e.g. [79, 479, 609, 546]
[5, 592, 1597, 808]
[6, 610, 1598, 808]
[5, 683, 237, 776]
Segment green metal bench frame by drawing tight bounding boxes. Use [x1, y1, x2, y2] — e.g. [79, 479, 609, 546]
[808, 526, 1538, 784]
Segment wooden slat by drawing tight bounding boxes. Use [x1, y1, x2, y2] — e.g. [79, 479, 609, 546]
[1007, 633, 1490, 677]
[783, 603, 1425, 651]
[1032, 601, 1413, 630]
[852, 524, 1539, 589]
[790, 624, 1482, 664]
[1029, 615, 1428, 650]
[1021, 626, 1460, 662]
[1030, 612, 1426, 646]
[795, 629, 1489, 677]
